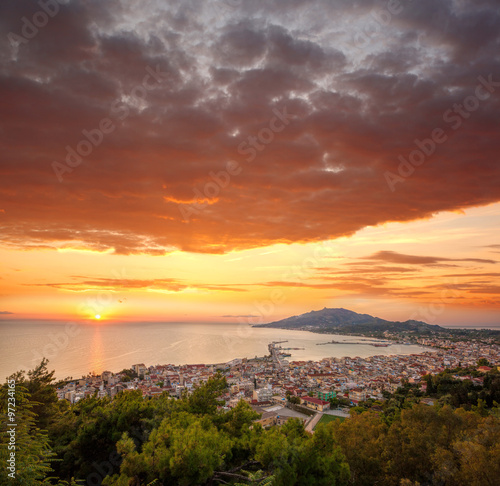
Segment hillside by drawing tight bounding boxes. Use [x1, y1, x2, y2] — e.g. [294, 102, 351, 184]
[255, 307, 446, 335]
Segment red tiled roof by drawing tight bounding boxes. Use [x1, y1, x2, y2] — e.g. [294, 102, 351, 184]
[301, 396, 329, 405]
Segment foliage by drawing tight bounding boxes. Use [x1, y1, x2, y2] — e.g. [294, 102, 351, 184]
[255, 419, 349, 486]
[333, 404, 500, 486]
[105, 413, 234, 485]
[0, 379, 78, 486]
[118, 368, 137, 383]
[421, 368, 500, 409]
[185, 374, 228, 415]
[333, 412, 387, 486]
[7, 358, 58, 430]
[477, 358, 490, 367]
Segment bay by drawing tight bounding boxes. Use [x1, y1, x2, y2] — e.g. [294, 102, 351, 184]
[0, 320, 431, 380]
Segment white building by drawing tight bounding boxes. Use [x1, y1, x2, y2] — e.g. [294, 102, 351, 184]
[253, 387, 273, 402]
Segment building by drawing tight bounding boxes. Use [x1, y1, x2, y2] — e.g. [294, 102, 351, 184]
[349, 388, 366, 402]
[300, 396, 330, 412]
[317, 389, 336, 401]
[276, 412, 307, 426]
[254, 411, 277, 428]
[477, 366, 492, 373]
[272, 395, 287, 406]
[253, 387, 273, 402]
[276, 415, 292, 426]
[132, 364, 147, 376]
[102, 371, 113, 383]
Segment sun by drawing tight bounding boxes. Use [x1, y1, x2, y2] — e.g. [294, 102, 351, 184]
[94, 314, 101, 320]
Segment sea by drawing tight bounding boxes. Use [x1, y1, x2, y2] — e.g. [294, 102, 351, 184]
[0, 320, 432, 380]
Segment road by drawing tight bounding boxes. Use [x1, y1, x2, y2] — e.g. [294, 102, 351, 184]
[305, 412, 323, 433]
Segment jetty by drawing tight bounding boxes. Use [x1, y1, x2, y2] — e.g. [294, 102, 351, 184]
[316, 340, 390, 347]
[268, 342, 290, 368]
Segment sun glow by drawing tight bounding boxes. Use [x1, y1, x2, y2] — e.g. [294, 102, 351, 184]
[95, 314, 101, 320]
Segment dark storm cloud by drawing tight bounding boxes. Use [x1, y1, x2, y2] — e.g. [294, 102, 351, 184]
[0, 0, 500, 254]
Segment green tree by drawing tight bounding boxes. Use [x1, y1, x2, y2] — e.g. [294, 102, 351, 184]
[255, 427, 295, 484]
[382, 404, 470, 485]
[0, 379, 77, 486]
[222, 400, 260, 438]
[449, 415, 500, 485]
[477, 358, 490, 367]
[329, 397, 340, 408]
[431, 412, 500, 486]
[50, 389, 161, 481]
[8, 358, 58, 431]
[423, 374, 436, 395]
[295, 423, 350, 486]
[334, 411, 387, 486]
[186, 374, 228, 415]
[105, 413, 233, 485]
[255, 419, 349, 486]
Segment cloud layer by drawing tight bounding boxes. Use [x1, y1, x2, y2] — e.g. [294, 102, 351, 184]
[1, 0, 500, 254]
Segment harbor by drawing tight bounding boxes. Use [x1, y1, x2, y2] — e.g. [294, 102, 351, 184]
[268, 341, 292, 367]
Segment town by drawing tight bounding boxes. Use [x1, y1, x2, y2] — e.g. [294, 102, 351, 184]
[56, 336, 500, 431]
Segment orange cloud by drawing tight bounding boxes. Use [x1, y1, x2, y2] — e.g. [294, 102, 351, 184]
[26, 276, 247, 293]
[0, 1, 499, 255]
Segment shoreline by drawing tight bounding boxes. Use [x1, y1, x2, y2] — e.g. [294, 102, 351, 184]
[0, 323, 444, 381]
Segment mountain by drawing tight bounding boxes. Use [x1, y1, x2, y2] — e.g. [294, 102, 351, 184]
[255, 307, 446, 335]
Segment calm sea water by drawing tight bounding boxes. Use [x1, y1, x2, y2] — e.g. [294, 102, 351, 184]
[0, 321, 431, 380]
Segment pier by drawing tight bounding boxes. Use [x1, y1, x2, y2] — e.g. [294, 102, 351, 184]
[268, 342, 289, 368]
[316, 340, 390, 347]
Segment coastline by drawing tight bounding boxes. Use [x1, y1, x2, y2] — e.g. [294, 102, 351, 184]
[1, 321, 434, 380]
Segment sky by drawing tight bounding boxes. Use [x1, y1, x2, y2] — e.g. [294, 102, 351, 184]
[0, 0, 499, 327]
